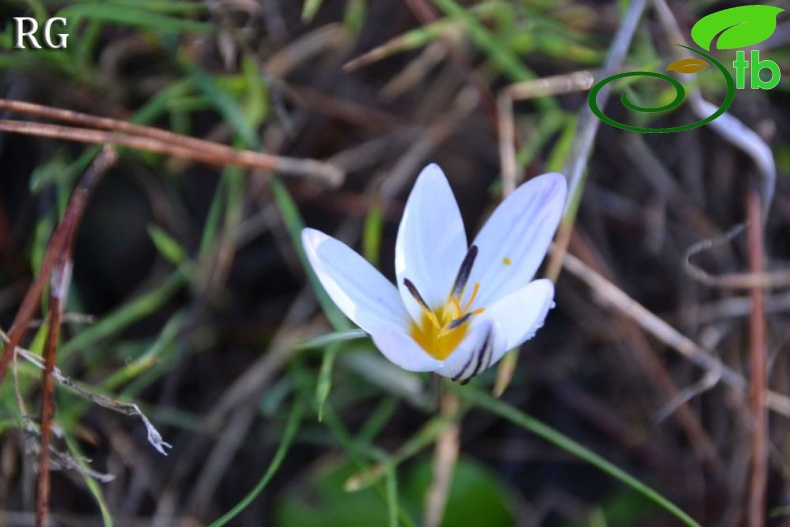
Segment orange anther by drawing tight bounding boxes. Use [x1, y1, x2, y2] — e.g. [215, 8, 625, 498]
[462, 283, 480, 314]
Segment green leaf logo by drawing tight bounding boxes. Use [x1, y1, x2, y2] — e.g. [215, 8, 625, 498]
[691, 5, 784, 51]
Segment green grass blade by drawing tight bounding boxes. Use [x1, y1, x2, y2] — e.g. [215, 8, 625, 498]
[98, 0, 209, 15]
[316, 344, 339, 421]
[343, 0, 367, 34]
[289, 359, 417, 527]
[431, 0, 556, 111]
[362, 201, 382, 267]
[183, 62, 260, 149]
[270, 178, 350, 330]
[344, 411, 456, 492]
[209, 400, 305, 527]
[102, 311, 187, 391]
[60, 271, 188, 361]
[385, 463, 398, 527]
[57, 4, 213, 33]
[451, 384, 702, 527]
[148, 225, 187, 265]
[65, 435, 114, 527]
[302, 0, 325, 22]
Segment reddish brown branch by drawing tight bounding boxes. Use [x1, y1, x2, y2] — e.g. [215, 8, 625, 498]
[0, 146, 117, 386]
[746, 188, 768, 527]
[20, 147, 117, 527]
[0, 99, 343, 185]
[36, 253, 71, 527]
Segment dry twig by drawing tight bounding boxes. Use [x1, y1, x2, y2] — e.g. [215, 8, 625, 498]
[558, 246, 790, 418]
[0, 99, 344, 186]
[746, 189, 768, 527]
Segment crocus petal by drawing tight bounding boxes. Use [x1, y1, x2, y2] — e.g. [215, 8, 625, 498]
[484, 279, 554, 366]
[469, 173, 566, 308]
[395, 164, 468, 322]
[302, 228, 409, 333]
[435, 316, 505, 382]
[369, 325, 442, 372]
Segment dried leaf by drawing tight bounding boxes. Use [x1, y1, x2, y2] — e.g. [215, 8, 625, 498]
[667, 58, 710, 74]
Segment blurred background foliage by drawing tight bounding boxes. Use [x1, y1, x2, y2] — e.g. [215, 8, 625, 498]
[0, 0, 789, 526]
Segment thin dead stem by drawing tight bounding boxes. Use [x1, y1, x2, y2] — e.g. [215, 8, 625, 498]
[550, 0, 648, 260]
[684, 223, 790, 289]
[558, 245, 790, 418]
[0, 99, 343, 186]
[497, 71, 595, 195]
[746, 189, 768, 527]
[8, 338, 172, 456]
[36, 252, 71, 527]
[0, 146, 117, 386]
[424, 391, 460, 527]
[494, 0, 647, 397]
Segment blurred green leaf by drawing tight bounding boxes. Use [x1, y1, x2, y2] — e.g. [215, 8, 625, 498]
[60, 271, 188, 361]
[275, 459, 400, 527]
[343, 0, 367, 34]
[275, 456, 514, 527]
[183, 63, 260, 149]
[271, 178, 350, 330]
[58, 4, 213, 32]
[402, 457, 514, 527]
[210, 401, 304, 527]
[316, 344, 339, 421]
[451, 385, 701, 527]
[302, 0, 325, 22]
[147, 225, 186, 265]
[65, 435, 114, 527]
[431, 0, 555, 112]
[363, 201, 382, 267]
[561, 490, 658, 527]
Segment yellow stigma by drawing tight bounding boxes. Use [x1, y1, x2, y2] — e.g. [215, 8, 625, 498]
[409, 282, 484, 360]
[405, 245, 485, 360]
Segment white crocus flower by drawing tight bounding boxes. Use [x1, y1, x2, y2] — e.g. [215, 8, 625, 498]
[302, 164, 566, 383]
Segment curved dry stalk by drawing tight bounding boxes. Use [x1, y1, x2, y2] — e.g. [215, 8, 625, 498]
[746, 189, 768, 527]
[6, 336, 171, 457]
[684, 223, 790, 289]
[559, 246, 790, 418]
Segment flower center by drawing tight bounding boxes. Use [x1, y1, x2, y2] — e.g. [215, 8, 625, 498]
[406, 245, 485, 360]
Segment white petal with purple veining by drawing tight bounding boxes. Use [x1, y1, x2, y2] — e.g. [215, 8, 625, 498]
[302, 228, 408, 333]
[369, 325, 442, 372]
[468, 173, 566, 307]
[434, 316, 505, 381]
[484, 279, 554, 365]
[395, 164, 468, 322]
